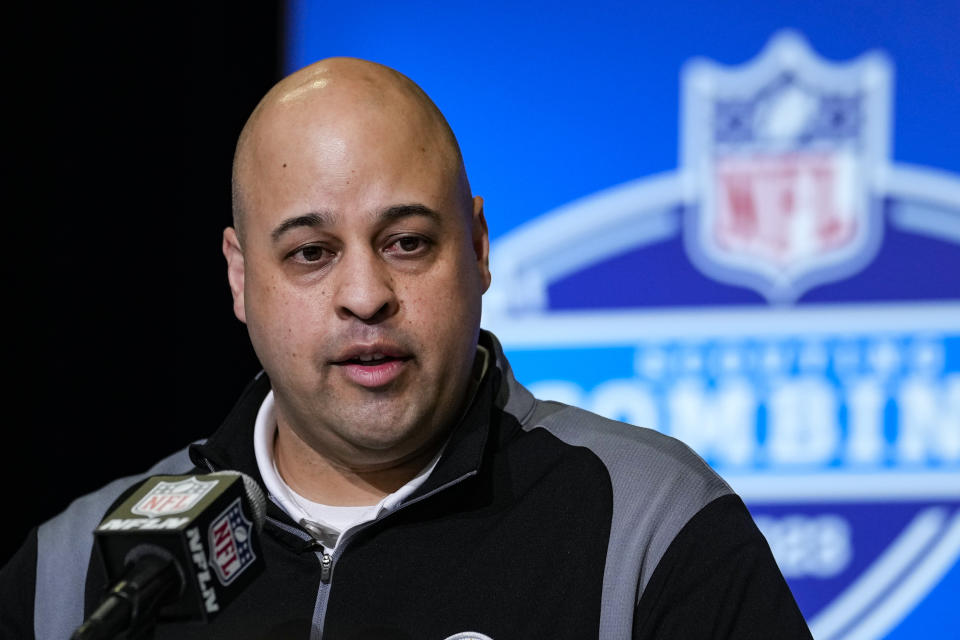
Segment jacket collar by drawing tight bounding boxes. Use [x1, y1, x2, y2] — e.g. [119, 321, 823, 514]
[484, 330, 537, 424]
[189, 370, 270, 484]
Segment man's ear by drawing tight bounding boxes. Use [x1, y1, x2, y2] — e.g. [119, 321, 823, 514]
[222, 227, 247, 323]
[472, 196, 491, 293]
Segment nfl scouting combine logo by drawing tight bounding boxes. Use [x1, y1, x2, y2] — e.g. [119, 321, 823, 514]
[484, 31, 960, 639]
[209, 497, 257, 585]
[681, 32, 889, 303]
[131, 476, 218, 517]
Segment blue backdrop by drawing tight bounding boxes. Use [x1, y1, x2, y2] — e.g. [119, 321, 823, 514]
[286, 3, 960, 637]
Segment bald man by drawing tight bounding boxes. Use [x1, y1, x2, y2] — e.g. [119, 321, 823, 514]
[2, 59, 812, 639]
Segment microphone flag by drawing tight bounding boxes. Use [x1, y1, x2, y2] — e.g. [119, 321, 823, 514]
[93, 472, 265, 623]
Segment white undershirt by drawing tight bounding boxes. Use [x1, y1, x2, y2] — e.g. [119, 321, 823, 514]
[253, 345, 489, 552]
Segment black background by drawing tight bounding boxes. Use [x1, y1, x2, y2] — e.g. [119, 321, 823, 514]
[5, 4, 284, 567]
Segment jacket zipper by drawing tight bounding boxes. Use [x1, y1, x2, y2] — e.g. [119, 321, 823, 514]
[311, 468, 479, 585]
[319, 552, 333, 582]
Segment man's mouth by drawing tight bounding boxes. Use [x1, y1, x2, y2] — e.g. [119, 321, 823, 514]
[333, 347, 412, 388]
[335, 350, 412, 366]
[343, 353, 399, 365]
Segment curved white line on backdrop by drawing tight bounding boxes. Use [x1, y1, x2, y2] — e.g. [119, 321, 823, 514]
[842, 509, 960, 640]
[483, 300, 960, 349]
[808, 507, 945, 640]
[484, 172, 681, 318]
[884, 164, 960, 215]
[483, 161, 960, 324]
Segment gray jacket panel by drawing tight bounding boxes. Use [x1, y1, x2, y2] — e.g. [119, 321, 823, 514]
[489, 334, 733, 639]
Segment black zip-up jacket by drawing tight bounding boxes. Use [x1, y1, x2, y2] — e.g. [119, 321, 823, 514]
[1, 331, 812, 639]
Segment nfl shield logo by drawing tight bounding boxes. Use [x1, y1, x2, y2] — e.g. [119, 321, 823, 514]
[681, 32, 892, 302]
[209, 497, 256, 585]
[131, 476, 219, 517]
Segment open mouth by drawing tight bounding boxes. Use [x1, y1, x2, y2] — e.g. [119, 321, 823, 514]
[338, 353, 410, 366]
[334, 350, 412, 387]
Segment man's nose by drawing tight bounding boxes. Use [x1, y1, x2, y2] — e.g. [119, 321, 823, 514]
[332, 248, 398, 323]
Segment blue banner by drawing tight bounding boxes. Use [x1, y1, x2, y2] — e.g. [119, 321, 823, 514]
[287, 3, 960, 637]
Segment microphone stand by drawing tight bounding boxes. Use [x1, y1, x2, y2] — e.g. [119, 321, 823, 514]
[71, 553, 182, 640]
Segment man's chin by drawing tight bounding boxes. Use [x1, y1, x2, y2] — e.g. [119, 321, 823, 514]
[330, 421, 445, 468]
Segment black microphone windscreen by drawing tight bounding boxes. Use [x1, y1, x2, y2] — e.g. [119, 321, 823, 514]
[92, 470, 266, 625]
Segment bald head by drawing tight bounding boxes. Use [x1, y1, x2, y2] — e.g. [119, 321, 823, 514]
[231, 57, 470, 242]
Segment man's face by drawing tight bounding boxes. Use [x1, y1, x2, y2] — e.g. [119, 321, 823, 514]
[227, 93, 490, 470]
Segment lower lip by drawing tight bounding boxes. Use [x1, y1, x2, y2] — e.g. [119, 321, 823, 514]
[337, 359, 408, 388]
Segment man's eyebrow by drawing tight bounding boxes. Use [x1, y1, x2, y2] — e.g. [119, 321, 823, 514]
[271, 211, 335, 242]
[270, 205, 442, 242]
[379, 204, 442, 225]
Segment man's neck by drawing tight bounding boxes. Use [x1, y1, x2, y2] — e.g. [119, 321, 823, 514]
[272, 424, 444, 506]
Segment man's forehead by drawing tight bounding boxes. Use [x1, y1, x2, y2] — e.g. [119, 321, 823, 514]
[243, 119, 457, 201]
[239, 121, 463, 238]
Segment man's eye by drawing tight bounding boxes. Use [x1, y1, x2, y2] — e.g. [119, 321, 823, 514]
[387, 235, 430, 255]
[397, 237, 422, 252]
[292, 245, 331, 262]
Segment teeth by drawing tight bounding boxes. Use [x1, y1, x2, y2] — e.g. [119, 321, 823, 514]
[358, 353, 385, 362]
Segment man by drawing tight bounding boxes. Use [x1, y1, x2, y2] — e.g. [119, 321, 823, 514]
[1, 58, 812, 639]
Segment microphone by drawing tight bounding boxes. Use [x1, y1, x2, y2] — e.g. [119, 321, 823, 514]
[71, 471, 267, 640]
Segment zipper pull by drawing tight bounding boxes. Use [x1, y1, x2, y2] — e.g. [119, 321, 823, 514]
[320, 553, 333, 583]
